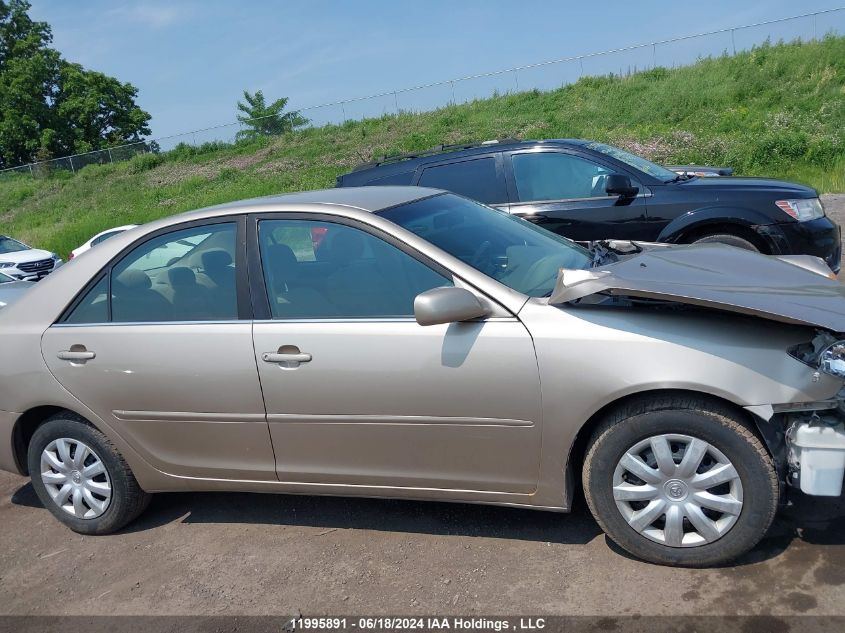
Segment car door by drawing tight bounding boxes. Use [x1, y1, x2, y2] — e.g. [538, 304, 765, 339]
[249, 215, 543, 493]
[414, 154, 509, 209]
[41, 219, 277, 481]
[505, 150, 651, 241]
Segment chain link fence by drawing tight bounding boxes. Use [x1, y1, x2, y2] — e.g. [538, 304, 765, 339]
[1, 7, 843, 178]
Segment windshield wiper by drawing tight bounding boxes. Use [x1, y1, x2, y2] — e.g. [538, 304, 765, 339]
[666, 173, 697, 183]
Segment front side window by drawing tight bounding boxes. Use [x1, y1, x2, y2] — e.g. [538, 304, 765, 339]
[512, 152, 613, 202]
[258, 220, 451, 319]
[417, 157, 506, 205]
[64, 222, 238, 324]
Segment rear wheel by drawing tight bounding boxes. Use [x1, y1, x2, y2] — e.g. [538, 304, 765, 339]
[27, 414, 151, 534]
[583, 396, 778, 567]
[691, 233, 759, 251]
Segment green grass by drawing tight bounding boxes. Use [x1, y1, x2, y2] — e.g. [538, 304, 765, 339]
[2, 36, 844, 258]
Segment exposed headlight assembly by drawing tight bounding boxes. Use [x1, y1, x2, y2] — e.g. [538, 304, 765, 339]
[775, 198, 825, 222]
[819, 341, 845, 378]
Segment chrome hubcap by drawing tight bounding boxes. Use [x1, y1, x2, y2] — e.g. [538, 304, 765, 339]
[40, 438, 112, 519]
[613, 434, 743, 548]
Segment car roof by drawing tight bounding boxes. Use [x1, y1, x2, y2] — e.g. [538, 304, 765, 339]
[342, 139, 588, 183]
[163, 186, 445, 223]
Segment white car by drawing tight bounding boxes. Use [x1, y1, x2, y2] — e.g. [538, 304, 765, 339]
[0, 271, 33, 309]
[0, 235, 63, 281]
[70, 225, 138, 260]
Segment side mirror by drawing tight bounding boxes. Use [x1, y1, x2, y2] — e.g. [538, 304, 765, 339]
[414, 287, 489, 326]
[605, 174, 639, 198]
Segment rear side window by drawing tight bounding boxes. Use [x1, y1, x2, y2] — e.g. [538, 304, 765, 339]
[63, 223, 239, 324]
[64, 276, 109, 324]
[417, 157, 506, 205]
[366, 171, 414, 185]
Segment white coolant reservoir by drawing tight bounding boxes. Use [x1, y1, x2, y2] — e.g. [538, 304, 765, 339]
[790, 422, 845, 496]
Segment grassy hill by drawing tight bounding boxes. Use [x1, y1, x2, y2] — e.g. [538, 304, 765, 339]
[1, 35, 844, 258]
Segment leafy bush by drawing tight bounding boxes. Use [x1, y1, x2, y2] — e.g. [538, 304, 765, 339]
[127, 152, 165, 174]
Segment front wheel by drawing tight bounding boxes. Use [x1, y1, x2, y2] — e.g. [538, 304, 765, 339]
[583, 396, 779, 567]
[691, 233, 759, 251]
[27, 414, 151, 535]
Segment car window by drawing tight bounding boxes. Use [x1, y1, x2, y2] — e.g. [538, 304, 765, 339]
[64, 276, 109, 324]
[258, 220, 452, 319]
[512, 152, 613, 202]
[91, 230, 122, 246]
[123, 232, 210, 273]
[366, 171, 414, 185]
[585, 141, 678, 182]
[0, 236, 29, 254]
[417, 157, 506, 205]
[379, 193, 591, 298]
[64, 223, 238, 324]
[0, 271, 13, 283]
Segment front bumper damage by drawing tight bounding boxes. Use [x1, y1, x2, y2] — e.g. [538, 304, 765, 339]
[748, 400, 845, 497]
[786, 409, 845, 496]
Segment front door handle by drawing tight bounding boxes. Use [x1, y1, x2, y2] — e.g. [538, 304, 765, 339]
[57, 349, 96, 361]
[262, 352, 312, 363]
[261, 345, 312, 369]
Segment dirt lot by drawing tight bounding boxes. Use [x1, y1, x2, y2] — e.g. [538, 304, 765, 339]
[1, 195, 844, 619]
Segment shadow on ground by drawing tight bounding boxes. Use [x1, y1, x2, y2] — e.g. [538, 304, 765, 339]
[12, 481, 602, 544]
[12, 480, 844, 564]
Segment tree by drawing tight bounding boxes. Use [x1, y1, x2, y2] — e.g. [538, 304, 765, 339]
[236, 90, 308, 142]
[0, 0, 60, 167]
[0, 0, 151, 168]
[52, 62, 151, 155]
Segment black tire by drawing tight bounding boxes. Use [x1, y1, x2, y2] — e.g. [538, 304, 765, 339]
[691, 233, 759, 251]
[27, 414, 151, 535]
[582, 395, 778, 567]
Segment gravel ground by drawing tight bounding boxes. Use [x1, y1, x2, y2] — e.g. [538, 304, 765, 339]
[0, 194, 843, 619]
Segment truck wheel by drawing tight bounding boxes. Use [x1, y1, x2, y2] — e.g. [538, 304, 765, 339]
[583, 395, 778, 567]
[27, 414, 151, 535]
[691, 233, 759, 251]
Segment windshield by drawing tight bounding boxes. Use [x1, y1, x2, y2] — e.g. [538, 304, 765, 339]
[378, 194, 591, 297]
[0, 236, 29, 254]
[0, 272, 12, 283]
[585, 142, 679, 182]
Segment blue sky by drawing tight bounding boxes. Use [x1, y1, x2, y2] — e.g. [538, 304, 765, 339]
[28, 1, 845, 142]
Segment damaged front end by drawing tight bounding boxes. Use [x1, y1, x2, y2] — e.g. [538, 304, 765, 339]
[783, 332, 845, 496]
[550, 240, 845, 331]
[549, 242, 845, 498]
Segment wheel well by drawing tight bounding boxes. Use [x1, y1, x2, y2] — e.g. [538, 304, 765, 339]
[12, 406, 79, 475]
[566, 389, 774, 496]
[678, 223, 770, 254]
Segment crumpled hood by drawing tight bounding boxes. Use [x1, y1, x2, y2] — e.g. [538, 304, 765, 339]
[549, 243, 845, 332]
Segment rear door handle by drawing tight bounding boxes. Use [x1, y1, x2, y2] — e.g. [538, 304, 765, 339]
[57, 350, 96, 361]
[262, 352, 312, 363]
